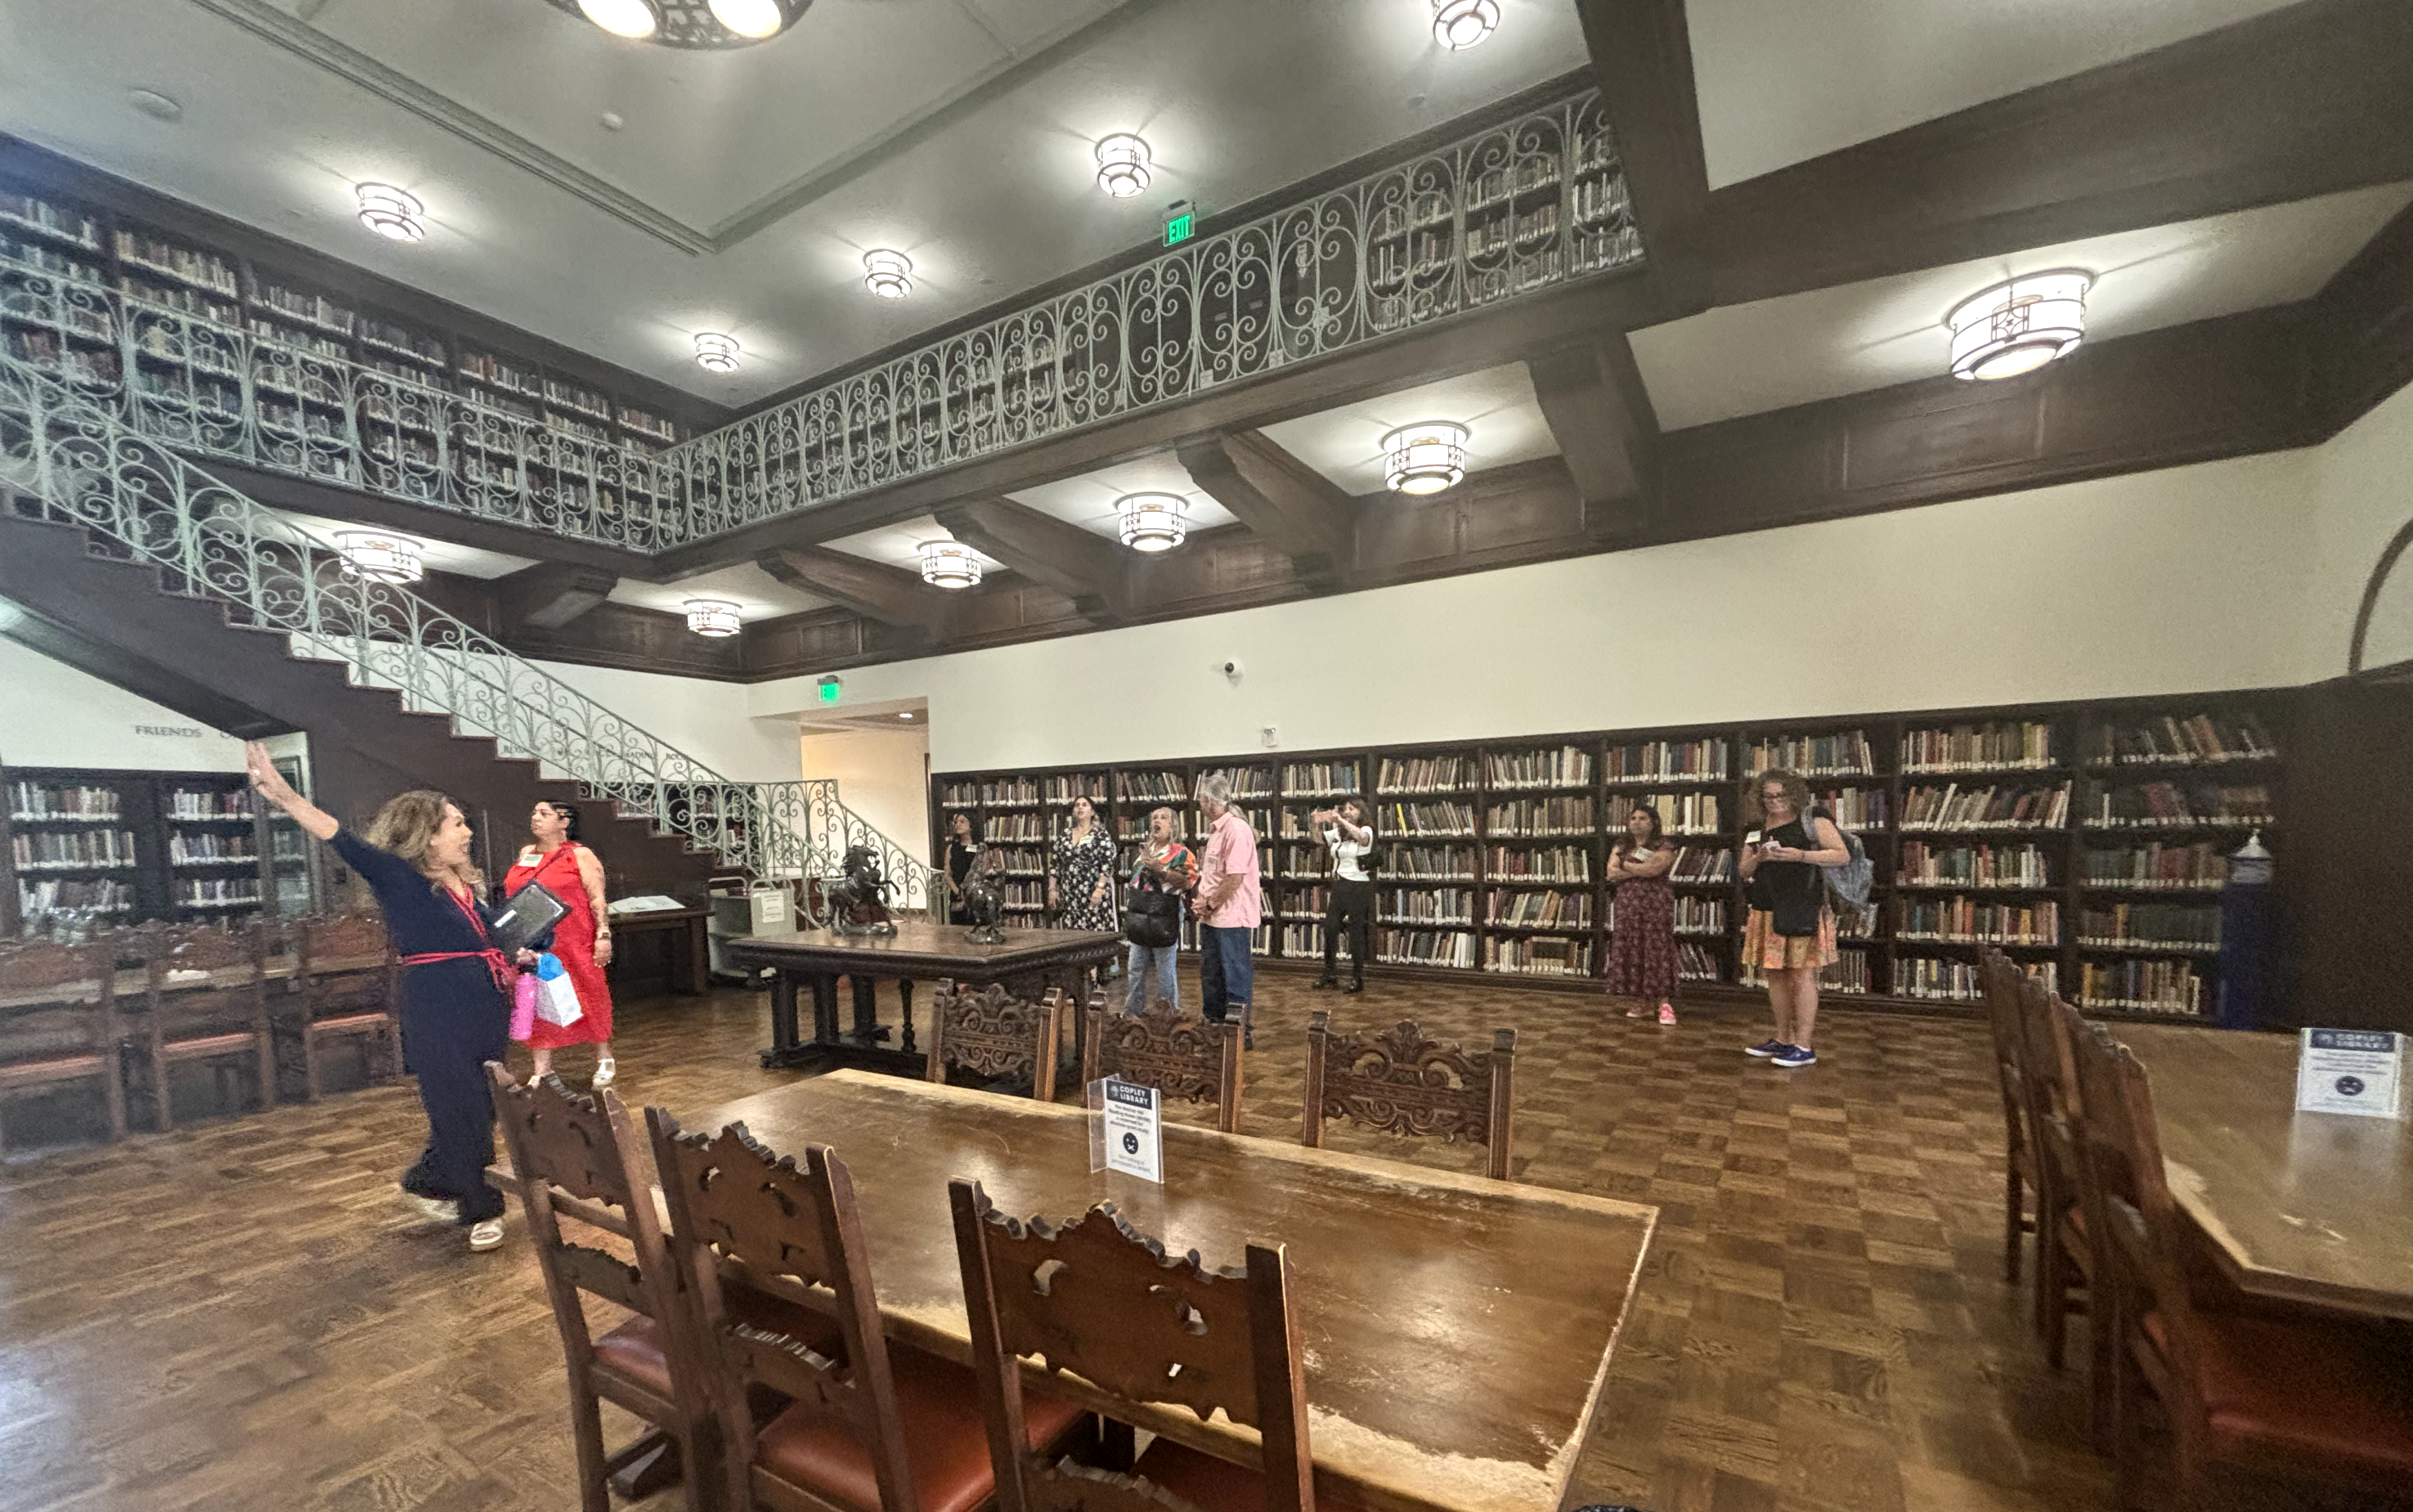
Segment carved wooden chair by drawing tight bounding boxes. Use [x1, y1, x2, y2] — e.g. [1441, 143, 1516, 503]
[1079, 988, 1245, 1134]
[2097, 1040, 2413, 1508]
[137, 919, 274, 1130]
[950, 1179, 1318, 1512]
[1302, 1012, 1517, 1179]
[926, 979, 1061, 1102]
[2014, 972, 2092, 1374]
[291, 913, 398, 1101]
[488, 1068, 706, 1512]
[647, 1110, 1085, 1512]
[1977, 948, 2038, 1283]
[0, 939, 127, 1153]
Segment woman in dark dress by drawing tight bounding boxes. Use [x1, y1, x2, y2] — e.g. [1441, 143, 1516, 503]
[942, 811, 981, 923]
[244, 743, 517, 1253]
[1603, 804, 1679, 1024]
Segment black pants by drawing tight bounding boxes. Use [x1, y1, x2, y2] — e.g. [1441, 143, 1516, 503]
[398, 990, 508, 1224]
[1323, 877, 1374, 981]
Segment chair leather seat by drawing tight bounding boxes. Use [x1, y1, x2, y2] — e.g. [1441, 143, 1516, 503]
[1135, 1435, 1370, 1512]
[161, 1030, 256, 1060]
[2141, 1310, 2413, 1476]
[592, 1316, 676, 1401]
[310, 1012, 391, 1034]
[755, 1348, 1083, 1512]
[0, 1052, 105, 1089]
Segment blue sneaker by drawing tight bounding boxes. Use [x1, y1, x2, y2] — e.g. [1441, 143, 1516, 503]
[1743, 1039, 1785, 1057]
[1770, 1043, 1818, 1069]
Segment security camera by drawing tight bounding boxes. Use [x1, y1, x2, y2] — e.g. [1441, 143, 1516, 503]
[1219, 658, 1244, 679]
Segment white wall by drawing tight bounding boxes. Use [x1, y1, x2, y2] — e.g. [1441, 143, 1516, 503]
[0, 639, 247, 772]
[533, 658, 805, 782]
[799, 727, 930, 853]
[2308, 381, 2413, 674]
[753, 447, 2325, 771]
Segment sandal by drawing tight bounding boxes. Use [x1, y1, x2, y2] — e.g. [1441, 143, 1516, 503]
[590, 1058, 617, 1091]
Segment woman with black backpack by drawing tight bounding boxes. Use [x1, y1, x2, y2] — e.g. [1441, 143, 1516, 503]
[1737, 768, 1851, 1069]
[1123, 805, 1195, 1014]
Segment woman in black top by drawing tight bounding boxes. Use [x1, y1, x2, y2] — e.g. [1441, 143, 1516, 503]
[1735, 768, 1850, 1069]
[942, 812, 981, 923]
[244, 743, 518, 1252]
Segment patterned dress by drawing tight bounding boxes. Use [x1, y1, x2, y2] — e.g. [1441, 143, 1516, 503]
[1052, 824, 1120, 932]
[1603, 845, 1679, 1001]
[502, 842, 615, 1048]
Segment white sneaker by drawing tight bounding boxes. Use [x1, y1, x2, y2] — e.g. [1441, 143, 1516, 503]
[590, 1058, 617, 1092]
[400, 1191, 455, 1227]
[467, 1218, 505, 1252]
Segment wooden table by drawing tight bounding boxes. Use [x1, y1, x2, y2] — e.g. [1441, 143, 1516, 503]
[603, 907, 709, 997]
[2122, 1024, 2413, 1320]
[690, 1070, 1657, 1512]
[722, 919, 1123, 1074]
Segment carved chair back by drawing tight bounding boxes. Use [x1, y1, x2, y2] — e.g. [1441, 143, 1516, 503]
[928, 980, 1061, 1101]
[949, 1178, 1316, 1512]
[298, 913, 392, 996]
[1079, 989, 1244, 1134]
[0, 939, 126, 1148]
[1978, 948, 2038, 1281]
[139, 920, 272, 1126]
[1302, 1013, 1517, 1179]
[646, 1109, 919, 1512]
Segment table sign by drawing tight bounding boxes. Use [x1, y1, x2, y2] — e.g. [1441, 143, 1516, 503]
[2296, 1029, 2406, 1119]
[1088, 1075, 1163, 1182]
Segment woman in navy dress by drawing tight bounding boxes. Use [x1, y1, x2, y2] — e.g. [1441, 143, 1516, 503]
[245, 743, 517, 1253]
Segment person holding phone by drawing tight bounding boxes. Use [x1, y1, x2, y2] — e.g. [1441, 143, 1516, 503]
[1310, 795, 1375, 993]
[1737, 769, 1849, 1069]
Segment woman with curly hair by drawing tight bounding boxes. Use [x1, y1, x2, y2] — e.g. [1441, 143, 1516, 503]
[1737, 768, 1849, 1070]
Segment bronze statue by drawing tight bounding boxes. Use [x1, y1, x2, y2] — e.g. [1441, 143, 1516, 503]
[961, 849, 1008, 944]
[828, 844, 898, 937]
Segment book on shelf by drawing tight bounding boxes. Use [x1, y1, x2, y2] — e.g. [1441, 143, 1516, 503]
[1742, 947, 1869, 994]
[1483, 935, 1593, 976]
[1747, 729, 1874, 777]
[1675, 942, 1724, 983]
[11, 828, 137, 868]
[1894, 896, 2061, 946]
[1487, 888, 1590, 928]
[1483, 795, 1594, 836]
[1197, 766, 1273, 800]
[1484, 844, 1590, 882]
[1039, 774, 1104, 805]
[16, 877, 136, 931]
[1814, 786, 1890, 830]
[2077, 901, 2220, 951]
[252, 281, 356, 334]
[982, 777, 1040, 805]
[1116, 769, 1187, 802]
[2080, 841, 2228, 891]
[9, 781, 123, 819]
[983, 814, 1045, 841]
[1281, 760, 1360, 795]
[1659, 895, 1725, 935]
[1607, 792, 1722, 834]
[1900, 720, 2056, 773]
[1379, 800, 1475, 837]
[1484, 745, 1592, 789]
[0, 191, 100, 249]
[1377, 755, 1475, 793]
[112, 230, 238, 294]
[1286, 885, 1330, 918]
[2079, 958, 2208, 1016]
[1899, 781, 2070, 831]
[1667, 846, 1733, 883]
[940, 782, 981, 807]
[1381, 886, 1473, 925]
[1604, 738, 1727, 783]
[2083, 711, 2276, 767]
[1375, 927, 1475, 969]
[2080, 781, 2273, 829]
[1280, 922, 1326, 957]
[1384, 844, 1475, 880]
[164, 787, 253, 820]
[1898, 956, 2057, 1003]
[1899, 841, 2052, 889]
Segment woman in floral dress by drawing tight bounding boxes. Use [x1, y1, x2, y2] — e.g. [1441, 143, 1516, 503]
[1049, 795, 1119, 932]
[1604, 804, 1679, 1024]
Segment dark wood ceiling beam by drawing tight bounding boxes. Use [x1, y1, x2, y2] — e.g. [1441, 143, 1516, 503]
[755, 545, 947, 639]
[1573, 0, 1712, 316]
[931, 497, 1131, 626]
[1702, 0, 2413, 306]
[1526, 333, 1662, 538]
[1174, 432, 1356, 588]
[2307, 199, 2413, 433]
[496, 562, 617, 631]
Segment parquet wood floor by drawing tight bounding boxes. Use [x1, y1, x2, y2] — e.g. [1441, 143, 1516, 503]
[0, 971, 2124, 1512]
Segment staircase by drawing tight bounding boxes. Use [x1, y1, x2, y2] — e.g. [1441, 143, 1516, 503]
[0, 352, 933, 919]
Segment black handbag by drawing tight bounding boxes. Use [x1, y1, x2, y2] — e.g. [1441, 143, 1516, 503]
[1124, 884, 1182, 948]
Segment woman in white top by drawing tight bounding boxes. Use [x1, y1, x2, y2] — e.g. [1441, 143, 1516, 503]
[1311, 795, 1375, 993]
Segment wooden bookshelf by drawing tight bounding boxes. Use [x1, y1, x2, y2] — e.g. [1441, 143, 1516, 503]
[930, 689, 2293, 1022]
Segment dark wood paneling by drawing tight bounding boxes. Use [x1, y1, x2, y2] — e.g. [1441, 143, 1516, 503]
[1574, 0, 1713, 316]
[2277, 677, 2413, 1033]
[2309, 200, 2413, 435]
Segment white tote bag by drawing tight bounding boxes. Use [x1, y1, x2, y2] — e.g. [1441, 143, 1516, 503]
[533, 969, 585, 1027]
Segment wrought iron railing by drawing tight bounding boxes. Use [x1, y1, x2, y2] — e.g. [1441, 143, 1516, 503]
[0, 348, 935, 919]
[1, 83, 1636, 553]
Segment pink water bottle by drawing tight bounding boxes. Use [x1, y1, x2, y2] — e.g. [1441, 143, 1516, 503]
[509, 969, 538, 1043]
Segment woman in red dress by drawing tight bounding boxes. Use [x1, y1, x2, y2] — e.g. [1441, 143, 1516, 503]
[504, 801, 617, 1088]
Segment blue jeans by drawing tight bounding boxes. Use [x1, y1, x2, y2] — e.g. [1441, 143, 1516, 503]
[1198, 925, 1254, 1025]
[1125, 943, 1180, 1013]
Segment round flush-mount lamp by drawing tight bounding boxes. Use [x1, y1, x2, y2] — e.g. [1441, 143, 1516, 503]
[1116, 491, 1188, 552]
[863, 249, 913, 300]
[1947, 270, 2092, 382]
[334, 530, 425, 585]
[693, 331, 741, 374]
[554, 0, 811, 48]
[355, 183, 425, 243]
[1380, 421, 1470, 495]
[1431, 0, 1500, 50]
[683, 599, 742, 636]
[1095, 134, 1153, 199]
[918, 540, 982, 590]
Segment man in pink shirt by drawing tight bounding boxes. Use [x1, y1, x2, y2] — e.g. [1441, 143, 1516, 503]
[1191, 772, 1261, 1046]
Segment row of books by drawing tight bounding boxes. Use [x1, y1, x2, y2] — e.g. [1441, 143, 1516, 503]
[1487, 845, 1590, 882]
[1284, 886, 1330, 918]
[1814, 787, 1890, 830]
[1895, 897, 2061, 946]
[1899, 841, 2052, 889]
[1741, 949, 1871, 994]
[1377, 755, 1476, 793]
[115, 230, 239, 294]
[17, 877, 134, 924]
[2079, 841, 2229, 891]
[1484, 936, 1594, 976]
[982, 778, 1041, 804]
[1385, 845, 1477, 880]
[1039, 776, 1103, 804]
[1379, 801, 1477, 837]
[939, 783, 983, 806]
[164, 787, 252, 820]
[2076, 903, 2220, 950]
[1117, 770, 1187, 801]
[1899, 782, 2070, 832]
[2082, 712, 2276, 768]
[0, 191, 100, 247]
[1490, 889, 1590, 928]
[1199, 767, 1275, 800]
[1485, 796, 1594, 836]
[7, 782, 123, 820]
[1605, 738, 1727, 783]
[11, 828, 137, 869]
[1376, 929, 1477, 968]
[1899, 957, 2058, 1003]
[1899, 721, 2057, 773]
[1748, 730, 1874, 777]
[1666, 895, 1726, 935]
[1381, 888, 1475, 924]
[174, 878, 261, 907]
[1668, 847, 1733, 883]
[1676, 943, 1723, 982]
[1281, 760, 1359, 795]
[983, 814, 1048, 841]
[2080, 783, 2274, 828]
[1608, 792, 1724, 834]
[1485, 746, 1592, 788]
[1278, 924, 1328, 957]
[2079, 959, 2208, 1015]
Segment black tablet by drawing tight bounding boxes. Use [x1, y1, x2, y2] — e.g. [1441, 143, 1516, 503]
[491, 880, 569, 957]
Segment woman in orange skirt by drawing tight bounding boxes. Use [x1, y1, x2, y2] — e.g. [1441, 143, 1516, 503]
[504, 801, 617, 1088]
[1735, 769, 1847, 1070]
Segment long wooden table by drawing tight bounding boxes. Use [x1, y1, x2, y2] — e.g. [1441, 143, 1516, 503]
[722, 920, 1123, 1074]
[2122, 1024, 2413, 1321]
[691, 1070, 1656, 1512]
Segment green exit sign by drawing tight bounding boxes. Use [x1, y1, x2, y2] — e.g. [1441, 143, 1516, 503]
[816, 675, 842, 705]
[1164, 201, 1196, 247]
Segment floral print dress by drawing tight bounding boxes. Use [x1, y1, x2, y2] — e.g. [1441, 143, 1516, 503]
[1052, 824, 1120, 931]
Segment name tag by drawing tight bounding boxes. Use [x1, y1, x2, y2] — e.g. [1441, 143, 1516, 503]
[2296, 1029, 2406, 1119]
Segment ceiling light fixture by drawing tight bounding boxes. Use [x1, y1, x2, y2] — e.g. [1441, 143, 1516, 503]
[334, 530, 425, 585]
[863, 249, 913, 300]
[1380, 421, 1470, 495]
[1947, 270, 2092, 381]
[1431, 0, 1500, 50]
[128, 88, 182, 123]
[1095, 134, 1153, 199]
[683, 599, 742, 636]
[355, 183, 425, 243]
[898, 711, 914, 720]
[554, 0, 811, 47]
[918, 540, 982, 590]
[693, 331, 741, 374]
[1116, 491, 1188, 552]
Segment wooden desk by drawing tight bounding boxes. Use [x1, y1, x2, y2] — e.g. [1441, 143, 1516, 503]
[603, 907, 708, 997]
[2122, 1025, 2413, 1320]
[691, 1070, 1656, 1512]
[723, 919, 1123, 1075]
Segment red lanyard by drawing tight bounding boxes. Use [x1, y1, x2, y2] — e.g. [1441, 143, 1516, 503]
[397, 887, 514, 994]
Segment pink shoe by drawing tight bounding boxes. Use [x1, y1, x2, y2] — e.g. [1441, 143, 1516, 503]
[1623, 1001, 1645, 1019]
[1657, 1003, 1677, 1025]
